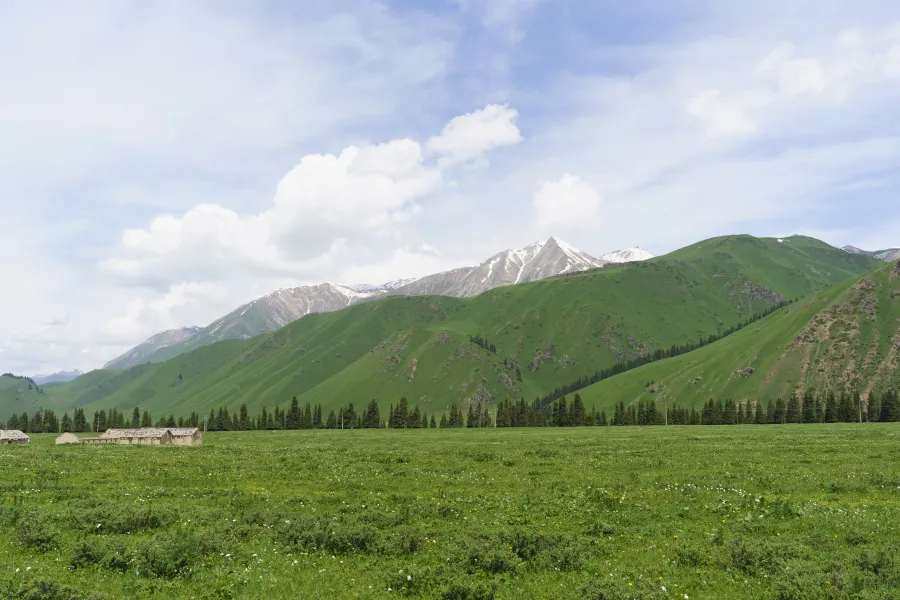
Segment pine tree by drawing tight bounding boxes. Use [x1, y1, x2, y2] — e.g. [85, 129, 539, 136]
[880, 389, 899, 422]
[773, 398, 786, 424]
[430, 415, 437, 428]
[239, 403, 250, 430]
[408, 406, 422, 429]
[570, 394, 586, 426]
[131, 407, 140, 428]
[837, 392, 854, 423]
[801, 390, 815, 423]
[786, 393, 801, 423]
[867, 392, 881, 422]
[394, 397, 409, 429]
[439, 414, 448, 428]
[364, 399, 380, 428]
[825, 391, 837, 423]
[754, 401, 765, 424]
[326, 410, 337, 429]
[724, 399, 738, 425]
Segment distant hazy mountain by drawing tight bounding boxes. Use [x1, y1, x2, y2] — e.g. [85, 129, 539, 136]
[141, 283, 385, 364]
[104, 327, 201, 370]
[387, 267, 474, 297]
[842, 245, 900, 262]
[106, 238, 634, 368]
[32, 369, 84, 385]
[600, 246, 655, 263]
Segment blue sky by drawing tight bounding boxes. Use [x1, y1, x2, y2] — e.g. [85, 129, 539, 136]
[1, 0, 899, 374]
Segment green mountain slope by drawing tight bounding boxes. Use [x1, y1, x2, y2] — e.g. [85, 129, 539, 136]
[579, 260, 900, 411]
[0, 375, 48, 420]
[15, 235, 878, 419]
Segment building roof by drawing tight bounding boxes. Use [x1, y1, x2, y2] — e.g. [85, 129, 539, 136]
[168, 428, 200, 436]
[0, 430, 30, 440]
[101, 428, 171, 439]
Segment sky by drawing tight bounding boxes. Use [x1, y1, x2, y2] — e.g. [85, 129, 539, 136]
[2, 0, 899, 375]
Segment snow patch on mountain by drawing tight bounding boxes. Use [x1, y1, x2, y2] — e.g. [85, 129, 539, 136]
[600, 247, 655, 263]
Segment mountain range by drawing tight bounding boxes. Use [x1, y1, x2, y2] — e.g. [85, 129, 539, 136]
[2, 234, 881, 421]
[105, 238, 652, 370]
[31, 370, 84, 385]
[104, 327, 201, 370]
[842, 245, 900, 262]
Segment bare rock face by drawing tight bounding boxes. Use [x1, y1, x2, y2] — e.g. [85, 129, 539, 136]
[443, 237, 607, 298]
[843, 245, 900, 262]
[894, 260, 900, 276]
[104, 327, 200, 370]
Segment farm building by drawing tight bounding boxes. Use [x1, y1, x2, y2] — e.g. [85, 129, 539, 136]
[168, 428, 203, 446]
[57, 427, 202, 447]
[82, 428, 174, 446]
[0, 430, 30, 445]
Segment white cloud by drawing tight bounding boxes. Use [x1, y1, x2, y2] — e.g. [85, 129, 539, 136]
[687, 26, 900, 137]
[427, 104, 523, 167]
[89, 104, 516, 354]
[102, 139, 443, 288]
[532, 174, 602, 234]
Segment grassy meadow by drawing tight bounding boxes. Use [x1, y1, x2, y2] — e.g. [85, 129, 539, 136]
[3, 426, 900, 599]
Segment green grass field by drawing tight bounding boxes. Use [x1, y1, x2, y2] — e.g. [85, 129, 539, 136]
[3, 426, 900, 599]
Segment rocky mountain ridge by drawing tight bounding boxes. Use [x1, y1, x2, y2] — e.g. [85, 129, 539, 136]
[102, 238, 653, 370]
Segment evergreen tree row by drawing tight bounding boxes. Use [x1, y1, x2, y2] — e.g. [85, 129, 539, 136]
[535, 301, 790, 409]
[468, 334, 497, 353]
[6, 387, 897, 434]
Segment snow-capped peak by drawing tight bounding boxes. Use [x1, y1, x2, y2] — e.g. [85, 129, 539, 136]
[600, 246, 655, 264]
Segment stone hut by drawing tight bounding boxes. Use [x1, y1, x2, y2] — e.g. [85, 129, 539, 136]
[55, 432, 80, 445]
[0, 430, 30, 445]
[82, 428, 174, 446]
[168, 428, 203, 446]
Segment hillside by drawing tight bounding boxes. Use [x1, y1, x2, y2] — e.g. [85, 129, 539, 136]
[0, 374, 48, 420]
[115, 237, 625, 369]
[104, 326, 201, 370]
[578, 259, 900, 411]
[14, 235, 878, 419]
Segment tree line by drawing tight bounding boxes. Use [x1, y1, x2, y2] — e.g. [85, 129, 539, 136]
[6, 388, 897, 434]
[468, 334, 497, 354]
[533, 300, 790, 409]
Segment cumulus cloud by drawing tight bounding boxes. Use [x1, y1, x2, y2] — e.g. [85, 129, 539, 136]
[532, 174, 602, 234]
[427, 104, 523, 167]
[102, 139, 447, 288]
[688, 27, 900, 137]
